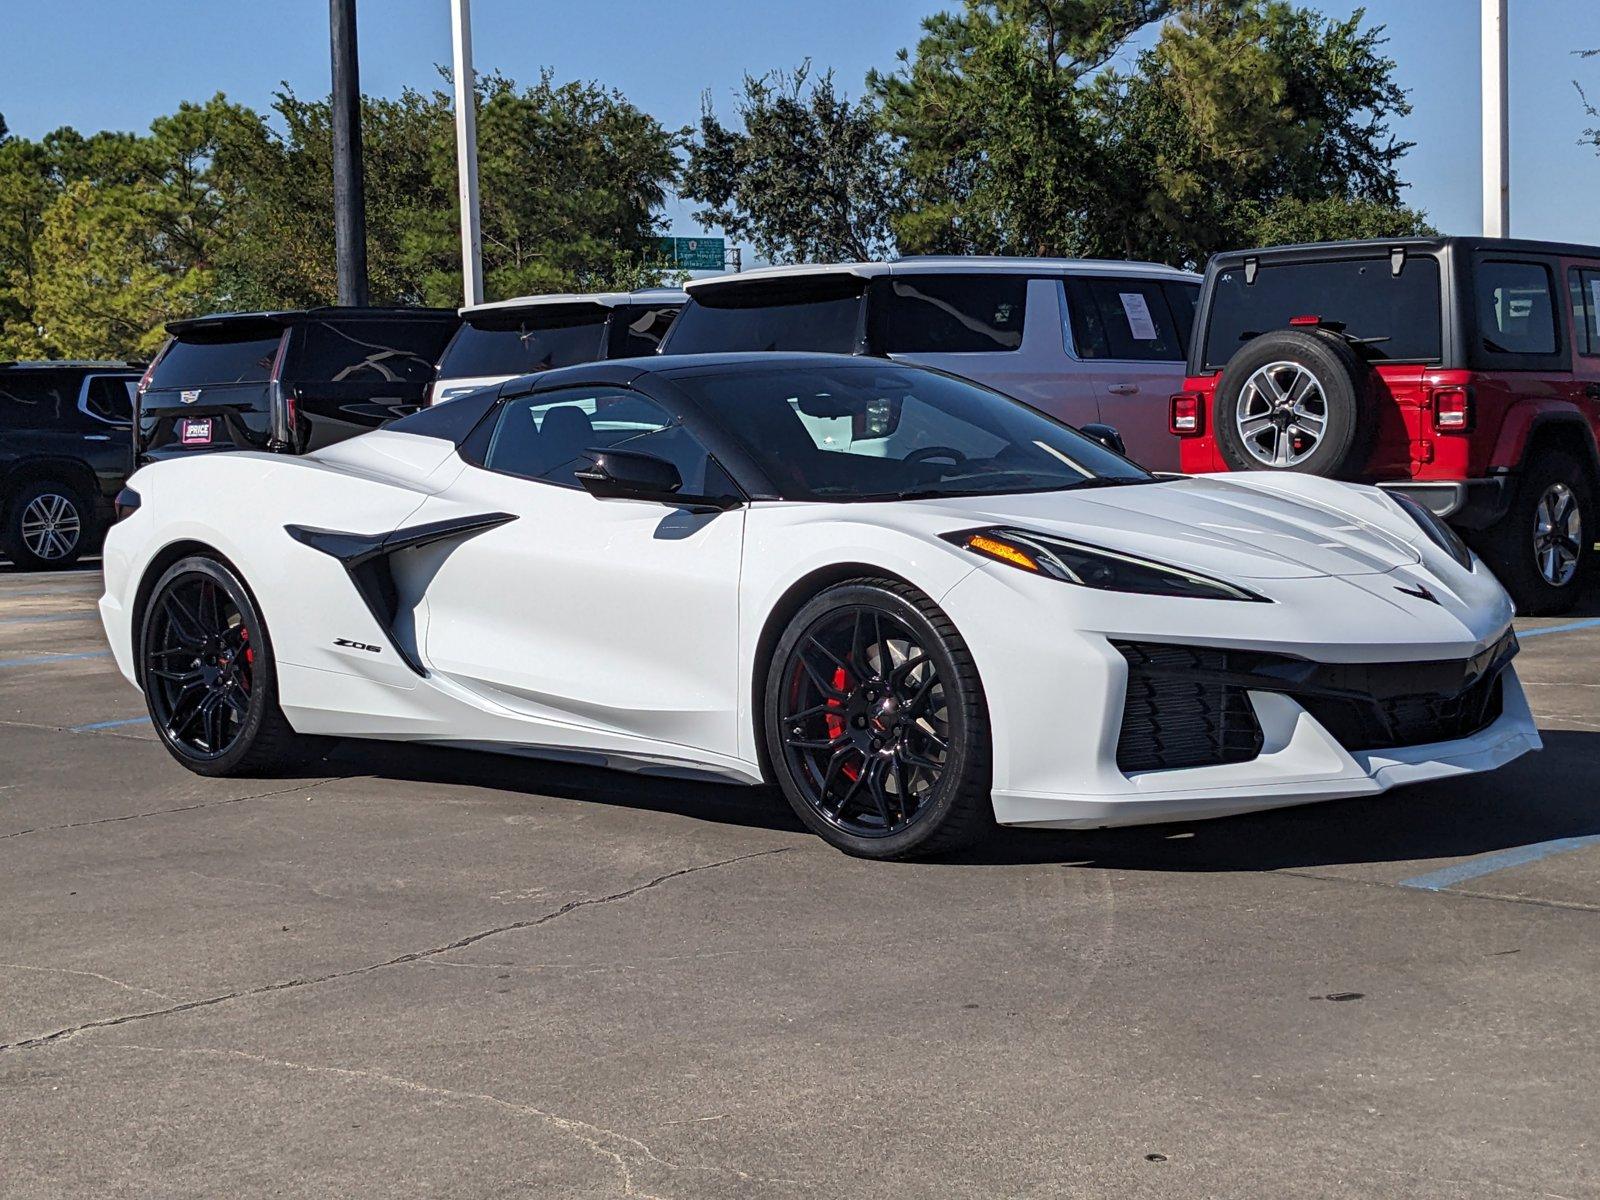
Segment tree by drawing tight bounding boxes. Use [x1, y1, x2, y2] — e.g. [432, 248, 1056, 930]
[218, 71, 681, 309]
[0, 96, 259, 360]
[1578, 49, 1600, 154]
[682, 62, 898, 263]
[866, 0, 1427, 266]
[872, 1, 1172, 257]
[1108, 1, 1426, 262]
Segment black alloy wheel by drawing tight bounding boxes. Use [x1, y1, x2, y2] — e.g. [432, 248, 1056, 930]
[140, 556, 310, 776]
[765, 579, 990, 859]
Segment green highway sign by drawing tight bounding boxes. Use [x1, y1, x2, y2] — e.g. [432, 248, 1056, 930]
[653, 236, 726, 272]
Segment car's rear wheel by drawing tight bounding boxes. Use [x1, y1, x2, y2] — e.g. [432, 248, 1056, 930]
[1476, 452, 1593, 615]
[763, 579, 991, 859]
[3, 481, 88, 570]
[140, 555, 312, 776]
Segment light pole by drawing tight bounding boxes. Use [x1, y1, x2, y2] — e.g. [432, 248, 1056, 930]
[451, 0, 484, 306]
[1482, 0, 1509, 238]
[329, 0, 369, 304]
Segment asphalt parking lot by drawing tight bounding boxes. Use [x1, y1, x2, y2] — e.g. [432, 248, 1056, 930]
[2, 561, 1597, 1199]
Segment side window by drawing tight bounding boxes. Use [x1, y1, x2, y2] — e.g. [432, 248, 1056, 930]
[880, 274, 1027, 353]
[291, 320, 454, 385]
[480, 386, 728, 495]
[614, 305, 681, 357]
[0, 374, 70, 429]
[82, 376, 136, 425]
[1065, 278, 1184, 361]
[1477, 260, 1558, 356]
[1569, 268, 1600, 357]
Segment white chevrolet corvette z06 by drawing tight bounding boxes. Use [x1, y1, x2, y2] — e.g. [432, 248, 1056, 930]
[98, 353, 1540, 859]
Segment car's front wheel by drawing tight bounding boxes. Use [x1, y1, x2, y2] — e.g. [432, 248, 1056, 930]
[763, 579, 991, 859]
[140, 555, 313, 776]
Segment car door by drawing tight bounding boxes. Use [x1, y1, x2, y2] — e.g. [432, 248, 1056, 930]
[1062, 276, 1194, 470]
[413, 382, 746, 757]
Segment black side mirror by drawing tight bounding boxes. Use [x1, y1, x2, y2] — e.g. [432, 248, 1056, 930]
[1080, 423, 1127, 456]
[573, 448, 741, 511]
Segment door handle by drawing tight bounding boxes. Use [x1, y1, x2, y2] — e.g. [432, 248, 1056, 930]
[1105, 383, 1140, 396]
[1585, 383, 1600, 400]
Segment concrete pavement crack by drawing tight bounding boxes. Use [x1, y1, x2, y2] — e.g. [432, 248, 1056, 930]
[0, 846, 791, 1053]
[0, 776, 351, 841]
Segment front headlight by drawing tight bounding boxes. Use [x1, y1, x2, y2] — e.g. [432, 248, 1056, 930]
[943, 527, 1269, 601]
[1391, 494, 1474, 571]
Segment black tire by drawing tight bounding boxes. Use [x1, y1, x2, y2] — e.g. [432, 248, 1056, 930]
[139, 555, 313, 776]
[3, 480, 89, 570]
[1212, 329, 1373, 478]
[1474, 452, 1594, 616]
[763, 578, 991, 860]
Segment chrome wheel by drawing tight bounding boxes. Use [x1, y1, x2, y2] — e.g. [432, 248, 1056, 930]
[778, 605, 949, 839]
[1533, 481, 1582, 587]
[20, 492, 81, 561]
[1236, 361, 1328, 467]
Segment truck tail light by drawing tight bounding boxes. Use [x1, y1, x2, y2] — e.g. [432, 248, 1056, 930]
[1170, 392, 1203, 435]
[1432, 386, 1471, 432]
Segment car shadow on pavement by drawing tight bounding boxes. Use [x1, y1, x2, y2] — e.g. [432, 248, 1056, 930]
[323, 730, 1599, 875]
[323, 738, 808, 837]
[948, 729, 1600, 872]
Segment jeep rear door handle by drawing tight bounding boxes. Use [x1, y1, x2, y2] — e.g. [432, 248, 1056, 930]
[1585, 383, 1600, 400]
[1106, 383, 1140, 395]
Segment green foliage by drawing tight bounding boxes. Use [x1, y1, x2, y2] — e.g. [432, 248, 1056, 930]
[0, 73, 679, 359]
[862, 0, 1426, 265]
[0, 96, 255, 360]
[1246, 195, 1434, 247]
[682, 62, 897, 263]
[1579, 49, 1600, 154]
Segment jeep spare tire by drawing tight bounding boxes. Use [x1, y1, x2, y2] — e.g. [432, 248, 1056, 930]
[1212, 328, 1372, 477]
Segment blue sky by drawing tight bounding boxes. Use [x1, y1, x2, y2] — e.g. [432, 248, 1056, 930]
[6, 0, 1600, 249]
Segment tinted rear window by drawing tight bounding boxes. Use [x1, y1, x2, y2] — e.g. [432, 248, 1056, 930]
[1203, 257, 1443, 368]
[83, 375, 136, 423]
[613, 304, 681, 357]
[880, 274, 1027, 353]
[150, 334, 282, 388]
[666, 280, 865, 354]
[1476, 260, 1558, 356]
[291, 319, 455, 385]
[439, 313, 609, 378]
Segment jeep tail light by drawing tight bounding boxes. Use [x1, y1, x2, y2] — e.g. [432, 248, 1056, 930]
[1432, 386, 1471, 433]
[1289, 315, 1322, 327]
[1170, 392, 1203, 436]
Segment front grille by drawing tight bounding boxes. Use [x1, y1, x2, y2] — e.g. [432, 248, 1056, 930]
[1298, 672, 1505, 751]
[1111, 632, 1516, 773]
[1114, 643, 1265, 773]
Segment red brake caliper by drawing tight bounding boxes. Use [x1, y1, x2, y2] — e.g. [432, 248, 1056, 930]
[823, 667, 860, 781]
[239, 627, 253, 693]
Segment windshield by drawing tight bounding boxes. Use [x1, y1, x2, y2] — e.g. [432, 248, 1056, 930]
[671, 364, 1153, 501]
[440, 311, 609, 378]
[1202, 256, 1443, 369]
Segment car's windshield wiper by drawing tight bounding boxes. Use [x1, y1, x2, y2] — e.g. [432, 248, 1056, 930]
[1063, 476, 1164, 490]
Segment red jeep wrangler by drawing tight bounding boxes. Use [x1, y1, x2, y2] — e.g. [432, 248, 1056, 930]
[1171, 237, 1599, 614]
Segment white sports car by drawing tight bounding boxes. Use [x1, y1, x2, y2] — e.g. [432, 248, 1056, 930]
[99, 353, 1539, 858]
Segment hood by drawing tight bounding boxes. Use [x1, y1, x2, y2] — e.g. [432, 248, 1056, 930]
[913, 474, 1424, 580]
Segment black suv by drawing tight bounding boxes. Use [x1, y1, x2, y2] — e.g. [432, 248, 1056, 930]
[136, 307, 459, 461]
[1, 361, 141, 570]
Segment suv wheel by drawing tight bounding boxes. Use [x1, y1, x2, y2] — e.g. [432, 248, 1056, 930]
[3, 481, 88, 570]
[1477, 452, 1594, 616]
[1212, 329, 1372, 478]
